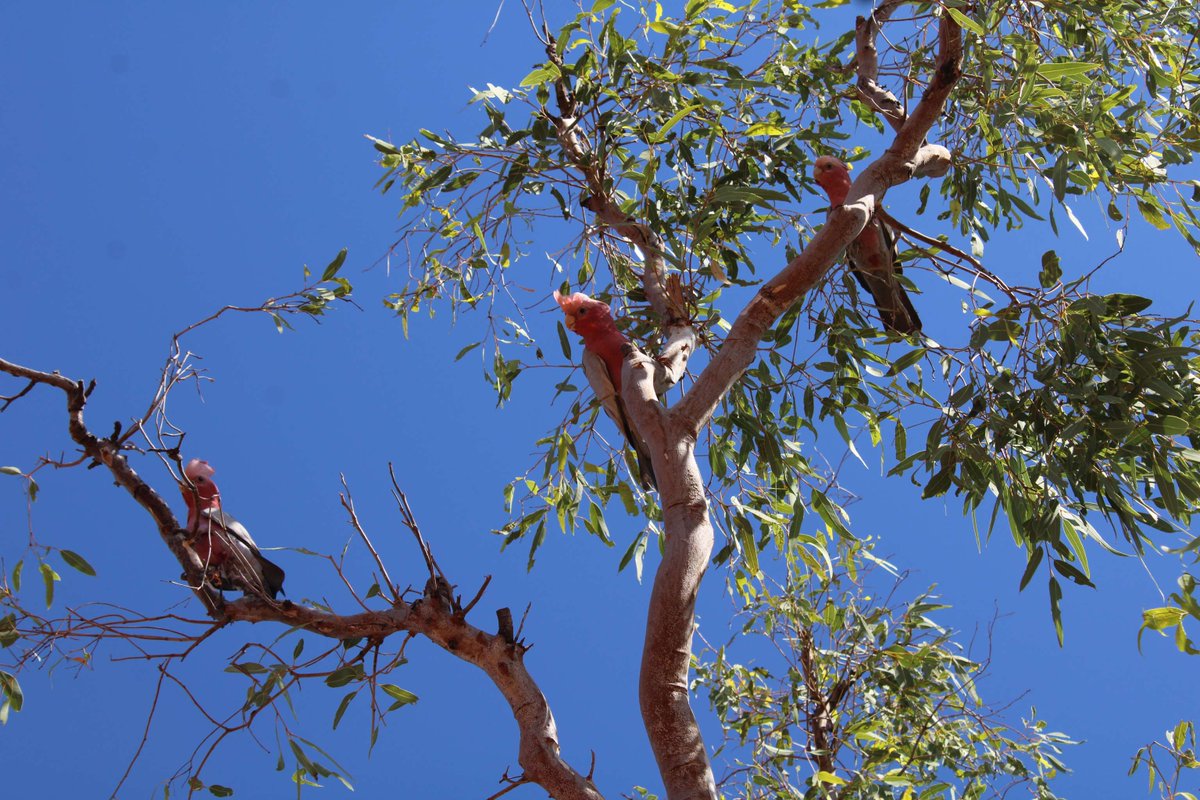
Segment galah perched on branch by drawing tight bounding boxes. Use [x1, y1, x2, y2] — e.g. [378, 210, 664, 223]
[180, 458, 286, 599]
[813, 155, 922, 335]
[554, 291, 657, 490]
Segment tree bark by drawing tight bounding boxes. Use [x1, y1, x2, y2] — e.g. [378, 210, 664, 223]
[637, 418, 717, 799]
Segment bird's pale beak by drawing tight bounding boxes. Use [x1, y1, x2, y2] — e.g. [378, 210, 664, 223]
[562, 313, 577, 331]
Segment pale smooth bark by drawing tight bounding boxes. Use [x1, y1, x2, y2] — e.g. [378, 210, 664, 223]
[551, 15, 962, 799]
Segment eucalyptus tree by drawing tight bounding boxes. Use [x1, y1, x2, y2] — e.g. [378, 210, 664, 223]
[3, 2, 1199, 799]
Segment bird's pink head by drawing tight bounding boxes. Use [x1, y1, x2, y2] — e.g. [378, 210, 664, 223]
[813, 155, 852, 206]
[553, 290, 616, 339]
[181, 459, 221, 522]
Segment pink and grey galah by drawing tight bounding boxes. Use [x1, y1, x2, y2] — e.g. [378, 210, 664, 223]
[180, 458, 286, 599]
[813, 155, 922, 335]
[554, 291, 658, 490]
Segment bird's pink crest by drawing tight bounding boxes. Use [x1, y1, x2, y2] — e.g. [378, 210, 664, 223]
[553, 290, 609, 315]
[184, 459, 215, 482]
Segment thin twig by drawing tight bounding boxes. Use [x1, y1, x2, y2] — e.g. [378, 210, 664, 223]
[110, 664, 170, 799]
[339, 474, 400, 604]
[460, 575, 493, 617]
[387, 463, 447, 584]
[876, 208, 1018, 301]
[483, 773, 531, 800]
[481, 0, 506, 46]
[0, 378, 37, 411]
[515, 602, 532, 642]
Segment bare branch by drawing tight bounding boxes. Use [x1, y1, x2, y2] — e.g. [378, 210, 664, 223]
[460, 574, 493, 618]
[0, 356, 223, 615]
[339, 474, 401, 604]
[0, 377, 37, 412]
[484, 772, 531, 800]
[389, 463, 446, 585]
[224, 594, 603, 800]
[876, 207, 1019, 302]
[2, 353, 601, 799]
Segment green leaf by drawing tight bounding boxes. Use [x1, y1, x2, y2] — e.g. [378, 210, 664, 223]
[1038, 250, 1061, 288]
[519, 65, 560, 87]
[886, 348, 926, 376]
[324, 664, 364, 688]
[289, 740, 318, 778]
[0, 466, 21, 476]
[618, 532, 648, 581]
[332, 691, 357, 730]
[0, 670, 23, 715]
[39, 562, 60, 608]
[1049, 577, 1064, 646]
[1137, 198, 1172, 230]
[454, 341, 482, 361]
[225, 661, 267, 675]
[814, 771, 849, 786]
[1148, 415, 1189, 436]
[208, 786, 234, 798]
[1142, 607, 1186, 631]
[736, 518, 760, 576]
[60, 550, 96, 577]
[321, 248, 348, 281]
[527, 520, 546, 571]
[557, 321, 572, 360]
[1036, 61, 1101, 81]
[745, 121, 791, 137]
[1018, 547, 1044, 591]
[1053, 558, 1095, 587]
[380, 684, 419, 707]
[921, 466, 953, 499]
[1104, 293, 1152, 315]
[650, 102, 705, 142]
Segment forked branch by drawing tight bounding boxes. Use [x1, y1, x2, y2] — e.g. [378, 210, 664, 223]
[0, 354, 603, 800]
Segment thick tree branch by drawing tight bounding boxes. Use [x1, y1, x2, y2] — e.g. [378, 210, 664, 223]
[0, 355, 602, 800]
[224, 597, 604, 800]
[675, 15, 963, 436]
[637, 418, 717, 800]
[542, 34, 715, 798]
[0, 356, 223, 616]
[855, 6, 908, 133]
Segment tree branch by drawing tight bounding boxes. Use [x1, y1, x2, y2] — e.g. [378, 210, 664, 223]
[0, 356, 223, 616]
[223, 595, 603, 800]
[855, 7, 908, 133]
[541, 32, 715, 797]
[1, 354, 603, 800]
[544, 35, 696, 393]
[675, 14, 963, 436]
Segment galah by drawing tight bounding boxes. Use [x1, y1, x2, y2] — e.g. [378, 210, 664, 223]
[813, 155, 922, 335]
[554, 291, 657, 490]
[180, 458, 286, 599]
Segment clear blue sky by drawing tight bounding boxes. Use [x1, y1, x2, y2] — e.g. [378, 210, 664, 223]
[1, 3, 1197, 798]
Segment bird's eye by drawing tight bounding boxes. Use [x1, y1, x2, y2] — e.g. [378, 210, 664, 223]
[195, 477, 206, 484]
[578, 308, 588, 315]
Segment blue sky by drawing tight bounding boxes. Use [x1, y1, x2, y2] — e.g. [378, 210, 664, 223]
[1, 2, 1198, 798]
